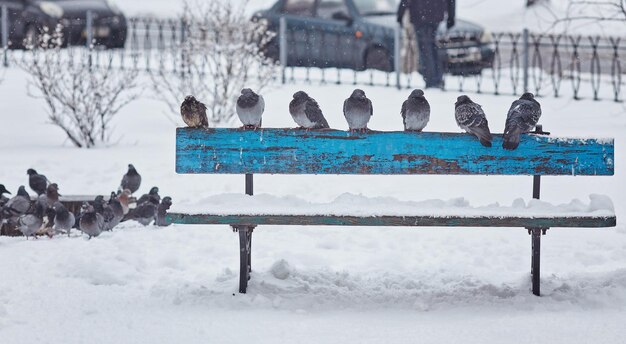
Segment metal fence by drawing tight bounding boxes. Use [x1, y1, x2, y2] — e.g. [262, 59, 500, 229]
[1, 11, 624, 102]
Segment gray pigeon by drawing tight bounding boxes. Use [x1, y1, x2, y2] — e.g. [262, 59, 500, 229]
[136, 187, 160, 206]
[236, 88, 264, 129]
[156, 196, 173, 227]
[180, 95, 209, 128]
[108, 192, 125, 225]
[53, 203, 75, 237]
[289, 91, 330, 129]
[131, 200, 158, 226]
[503, 93, 542, 150]
[2, 186, 31, 225]
[454, 95, 493, 147]
[18, 202, 44, 239]
[94, 195, 116, 231]
[79, 203, 104, 239]
[120, 164, 141, 194]
[401, 89, 430, 132]
[343, 89, 373, 132]
[37, 183, 60, 209]
[0, 184, 11, 208]
[27, 169, 48, 196]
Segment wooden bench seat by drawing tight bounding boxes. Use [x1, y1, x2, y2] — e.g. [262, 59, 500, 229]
[168, 127, 616, 296]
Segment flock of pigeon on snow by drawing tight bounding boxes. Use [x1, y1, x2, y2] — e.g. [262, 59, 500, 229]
[0, 165, 172, 239]
[183, 89, 542, 150]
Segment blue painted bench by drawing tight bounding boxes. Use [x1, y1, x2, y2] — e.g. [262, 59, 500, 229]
[168, 127, 616, 296]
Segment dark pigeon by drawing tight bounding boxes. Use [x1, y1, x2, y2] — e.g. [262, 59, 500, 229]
[94, 195, 116, 231]
[0, 184, 11, 208]
[180, 95, 209, 128]
[18, 202, 44, 239]
[289, 91, 330, 129]
[53, 203, 75, 237]
[503, 93, 542, 150]
[156, 197, 173, 227]
[236, 88, 264, 129]
[120, 164, 141, 195]
[79, 203, 104, 239]
[108, 192, 125, 225]
[27, 169, 48, 196]
[131, 201, 157, 226]
[343, 89, 373, 132]
[401, 89, 430, 132]
[455, 95, 493, 147]
[136, 187, 160, 206]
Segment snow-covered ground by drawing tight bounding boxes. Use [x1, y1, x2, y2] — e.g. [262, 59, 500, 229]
[117, 0, 626, 35]
[0, 61, 625, 343]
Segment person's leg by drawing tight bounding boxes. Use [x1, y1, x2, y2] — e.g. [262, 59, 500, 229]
[428, 24, 444, 87]
[415, 24, 439, 88]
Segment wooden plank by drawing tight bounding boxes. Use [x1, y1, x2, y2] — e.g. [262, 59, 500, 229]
[166, 213, 617, 228]
[176, 128, 614, 176]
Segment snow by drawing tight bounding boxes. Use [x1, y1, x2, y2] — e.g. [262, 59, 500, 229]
[1, 57, 626, 342]
[175, 192, 616, 218]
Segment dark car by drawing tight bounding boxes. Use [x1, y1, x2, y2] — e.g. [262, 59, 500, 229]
[254, 0, 495, 75]
[0, 0, 127, 49]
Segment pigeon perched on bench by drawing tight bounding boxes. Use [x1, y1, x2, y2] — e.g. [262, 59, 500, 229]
[401, 89, 430, 132]
[156, 196, 173, 227]
[343, 89, 373, 133]
[180, 95, 209, 129]
[289, 91, 330, 130]
[53, 203, 75, 237]
[0, 184, 11, 208]
[18, 202, 44, 239]
[79, 203, 104, 239]
[27, 169, 48, 196]
[2, 186, 31, 225]
[455, 95, 493, 147]
[236, 88, 264, 129]
[120, 164, 141, 195]
[503, 93, 542, 150]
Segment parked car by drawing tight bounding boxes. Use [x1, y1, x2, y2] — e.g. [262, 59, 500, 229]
[0, 0, 127, 49]
[253, 0, 495, 75]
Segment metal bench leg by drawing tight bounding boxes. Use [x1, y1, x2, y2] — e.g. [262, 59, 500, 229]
[530, 228, 541, 296]
[234, 226, 254, 294]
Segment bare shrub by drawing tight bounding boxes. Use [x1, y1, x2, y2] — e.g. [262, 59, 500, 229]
[151, 0, 279, 126]
[19, 26, 140, 148]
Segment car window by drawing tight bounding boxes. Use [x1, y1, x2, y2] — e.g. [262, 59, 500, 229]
[317, 0, 350, 20]
[282, 0, 316, 16]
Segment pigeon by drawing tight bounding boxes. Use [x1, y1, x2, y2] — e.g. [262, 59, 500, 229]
[131, 201, 157, 226]
[44, 207, 57, 237]
[343, 89, 373, 133]
[289, 91, 330, 129]
[502, 93, 542, 150]
[236, 88, 264, 129]
[17, 202, 44, 239]
[180, 95, 209, 128]
[37, 183, 60, 209]
[401, 89, 430, 132]
[0, 184, 11, 208]
[108, 192, 125, 225]
[120, 164, 141, 195]
[79, 203, 104, 239]
[53, 203, 75, 237]
[2, 186, 31, 225]
[94, 195, 116, 231]
[156, 196, 173, 227]
[454, 95, 493, 147]
[118, 189, 132, 215]
[136, 187, 160, 206]
[27, 169, 48, 196]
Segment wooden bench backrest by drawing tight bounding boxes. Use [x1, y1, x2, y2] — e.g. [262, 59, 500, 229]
[176, 128, 614, 176]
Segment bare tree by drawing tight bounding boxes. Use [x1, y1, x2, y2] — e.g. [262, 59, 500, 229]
[19, 26, 140, 148]
[555, 0, 626, 26]
[151, 0, 279, 126]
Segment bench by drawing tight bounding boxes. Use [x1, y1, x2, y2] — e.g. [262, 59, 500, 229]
[168, 126, 616, 296]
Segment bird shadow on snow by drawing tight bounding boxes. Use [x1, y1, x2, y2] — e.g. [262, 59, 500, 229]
[161, 259, 626, 313]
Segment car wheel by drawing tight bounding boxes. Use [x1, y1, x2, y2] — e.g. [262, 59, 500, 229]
[365, 48, 392, 72]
